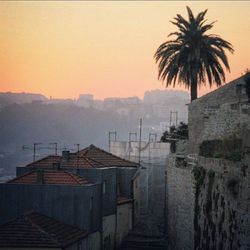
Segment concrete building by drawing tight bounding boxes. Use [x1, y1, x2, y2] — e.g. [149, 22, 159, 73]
[3, 144, 138, 249]
[166, 75, 250, 250]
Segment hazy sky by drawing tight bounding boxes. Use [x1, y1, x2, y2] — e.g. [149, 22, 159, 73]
[0, 1, 250, 99]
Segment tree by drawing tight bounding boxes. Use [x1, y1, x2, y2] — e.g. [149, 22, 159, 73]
[154, 6, 234, 101]
[161, 122, 188, 153]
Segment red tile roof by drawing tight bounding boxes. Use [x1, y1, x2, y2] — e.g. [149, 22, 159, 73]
[26, 155, 62, 168]
[78, 144, 138, 167]
[25, 144, 138, 169]
[7, 170, 92, 186]
[117, 196, 133, 205]
[0, 211, 88, 248]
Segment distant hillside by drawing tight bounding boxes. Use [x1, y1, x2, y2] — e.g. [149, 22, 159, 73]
[0, 89, 189, 176]
[143, 89, 189, 104]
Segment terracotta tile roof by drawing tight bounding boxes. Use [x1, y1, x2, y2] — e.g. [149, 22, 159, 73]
[0, 211, 88, 248]
[78, 144, 138, 167]
[24, 144, 138, 169]
[117, 196, 133, 205]
[7, 170, 92, 186]
[26, 155, 62, 168]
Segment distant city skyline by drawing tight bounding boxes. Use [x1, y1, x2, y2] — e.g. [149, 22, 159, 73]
[0, 1, 249, 99]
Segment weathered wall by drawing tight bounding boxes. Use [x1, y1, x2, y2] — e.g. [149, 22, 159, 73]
[102, 214, 116, 250]
[116, 202, 133, 247]
[16, 167, 118, 217]
[188, 76, 248, 154]
[194, 157, 250, 250]
[117, 168, 137, 198]
[85, 231, 101, 250]
[110, 141, 169, 235]
[166, 156, 195, 250]
[0, 184, 102, 232]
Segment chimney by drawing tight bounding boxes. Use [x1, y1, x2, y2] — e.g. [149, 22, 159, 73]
[36, 170, 44, 184]
[62, 150, 70, 162]
[53, 162, 60, 170]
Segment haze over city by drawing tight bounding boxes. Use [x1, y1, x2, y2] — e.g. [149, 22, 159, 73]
[1, 1, 250, 99]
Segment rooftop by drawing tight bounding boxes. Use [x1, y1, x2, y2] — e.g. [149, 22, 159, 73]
[0, 211, 88, 248]
[25, 144, 138, 169]
[78, 144, 138, 167]
[7, 170, 93, 186]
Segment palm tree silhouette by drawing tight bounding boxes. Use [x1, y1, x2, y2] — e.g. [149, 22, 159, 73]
[154, 6, 234, 101]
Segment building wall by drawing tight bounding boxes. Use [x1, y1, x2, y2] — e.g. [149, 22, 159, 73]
[166, 156, 195, 250]
[116, 202, 133, 247]
[102, 214, 116, 250]
[86, 231, 101, 250]
[66, 231, 101, 250]
[16, 167, 118, 218]
[194, 157, 250, 250]
[0, 184, 102, 232]
[117, 168, 137, 198]
[188, 76, 247, 154]
[110, 141, 169, 235]
[133, 173, 140, 226]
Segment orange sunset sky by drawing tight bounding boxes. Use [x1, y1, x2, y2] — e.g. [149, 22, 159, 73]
[0, 1, 250, 100]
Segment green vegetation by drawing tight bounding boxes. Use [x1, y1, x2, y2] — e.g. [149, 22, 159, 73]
[160, 122, 188, 153]
[199, 138, 242, 161]
[244, 72, 250, 102]
[192, 166, 206, 187]
[154, 6, 234, 101]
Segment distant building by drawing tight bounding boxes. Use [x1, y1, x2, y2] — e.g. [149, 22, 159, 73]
[77, 94, 94, 108]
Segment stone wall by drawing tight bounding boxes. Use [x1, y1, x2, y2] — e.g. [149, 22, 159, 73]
[188, 76, 248, 154]
[194, 157, 250, 250]
[166, 156, 195, 250]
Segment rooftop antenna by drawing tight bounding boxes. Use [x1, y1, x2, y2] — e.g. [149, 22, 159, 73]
[33, 143, 43, 162]
[49, 142, 58, 155]
[128, 132, 137, 160]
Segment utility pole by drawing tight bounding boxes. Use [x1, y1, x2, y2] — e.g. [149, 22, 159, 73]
[138, 118, 142, 167]
[49, 142, 58, 155]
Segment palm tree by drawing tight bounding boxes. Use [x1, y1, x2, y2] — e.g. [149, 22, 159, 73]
[154, 6, 234, 101]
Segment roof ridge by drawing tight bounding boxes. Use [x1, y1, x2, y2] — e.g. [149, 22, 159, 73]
[24, 213, 62, 247]
[84, 156, 108, 167]
[65, 171, 84, 185]
[91, 144, 138, 164]
[26, 155, 61, 167]
[7, 170, 36, 183]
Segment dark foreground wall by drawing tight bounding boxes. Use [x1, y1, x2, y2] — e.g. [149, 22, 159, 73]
[0, 183, 102, 232]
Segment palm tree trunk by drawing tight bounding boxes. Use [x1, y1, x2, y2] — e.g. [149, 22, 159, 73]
[191, 79, 198, 101]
